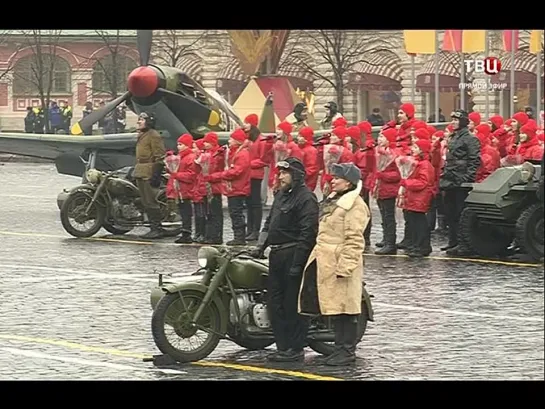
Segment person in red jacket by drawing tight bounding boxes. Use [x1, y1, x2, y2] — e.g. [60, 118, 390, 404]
[348, 125, 373, 247]
[468, 112, 481, 133]
[191, 139, 208, 243]
[268, 121, 303, 192]
[296, 126, 319, 192]
[243, 113, 268, 241]
[374, 127, 400, 255]
[475, 123, 500, 169]
[400, 139, 435, 257]
[396, 103, 416, 156]
[475, 132, 500, 183]
[171, 134, 197, 244]
[206, 129, 251, 245]
[516, 122, 545, 161]
[395, 102, 416, 250]
[320, 126, 354, 196]
[488, 115, 504, 132]
[202, 132, 225, 244]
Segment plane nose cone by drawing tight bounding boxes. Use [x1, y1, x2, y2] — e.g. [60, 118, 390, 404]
[127, 66, 158, 98]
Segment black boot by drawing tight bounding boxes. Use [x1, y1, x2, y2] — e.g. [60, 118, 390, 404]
[226, 228, 246, 246]
[327, 316, 357, 366]
[375, 241, 384, 248]
[139, 209, 165, 239]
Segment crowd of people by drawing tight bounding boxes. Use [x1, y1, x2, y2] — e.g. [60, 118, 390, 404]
[134, 102, 544, 257]
[133, 104, 544, 365]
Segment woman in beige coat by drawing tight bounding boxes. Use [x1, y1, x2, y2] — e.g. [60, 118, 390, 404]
[298, 162, 370, 366]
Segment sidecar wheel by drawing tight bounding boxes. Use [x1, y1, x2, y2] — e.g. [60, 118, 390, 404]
[308, 301, 368, 356]
[60, 191, 105, 238]
[151, 290, 222, 363]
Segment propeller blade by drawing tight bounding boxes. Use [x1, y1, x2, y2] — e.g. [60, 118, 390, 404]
[71, 91, 130, 135]
[137, 30, 153, 66]
[156, 87, 221, 129]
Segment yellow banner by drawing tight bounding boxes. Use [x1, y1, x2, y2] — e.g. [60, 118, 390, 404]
[530, 30, 543, 54]
[462, 30, 486, 53]
[403, 30, 436, 54]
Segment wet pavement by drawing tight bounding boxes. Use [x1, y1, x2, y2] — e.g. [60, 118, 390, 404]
[0, 162, 543, 380]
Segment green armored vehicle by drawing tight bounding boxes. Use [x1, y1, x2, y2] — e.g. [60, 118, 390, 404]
[459, 161, 543, 261]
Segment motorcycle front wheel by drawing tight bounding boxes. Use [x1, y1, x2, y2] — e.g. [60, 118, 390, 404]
[307, 301, 369, 356]
[60, 191, 105, 238]
[151, 290, 222, 363]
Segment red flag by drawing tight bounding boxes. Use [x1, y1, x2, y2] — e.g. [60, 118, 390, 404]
[443, 30, 463, 52]
[502, 30, 520, 52]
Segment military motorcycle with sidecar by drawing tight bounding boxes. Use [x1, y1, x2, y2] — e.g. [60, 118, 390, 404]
[149, 246, 374, 363]
[59, 166, 184, 238]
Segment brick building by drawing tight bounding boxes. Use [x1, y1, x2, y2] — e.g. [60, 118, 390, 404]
[0, 30, 542, 131]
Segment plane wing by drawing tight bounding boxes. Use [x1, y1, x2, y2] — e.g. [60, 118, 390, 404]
[0, 132, 139, 160]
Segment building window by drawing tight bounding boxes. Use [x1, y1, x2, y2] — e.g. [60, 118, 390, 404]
[13, 54, 72, 95]
[91, 54, 137, 96]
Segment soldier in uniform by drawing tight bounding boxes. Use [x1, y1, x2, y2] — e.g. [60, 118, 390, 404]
[320, 101, 344, 129]
[133, 112, 167, 239]
[285, 102, 309, 132]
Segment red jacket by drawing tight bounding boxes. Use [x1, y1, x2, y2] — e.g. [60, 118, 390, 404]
[430, 140, 445, 195]
[205, 145, 226, 195]
[168, 148, 197, 201]
[493, 128, 514, 158]
[475, 135, 500, 183]
[300, 141, 319, 191]
[396, 119, 414, 155]
[516, 137, 544, 161]
[401, 156, 435, 213]
[208, 144, 251, 197]
[192, 151, 207, 203]
[320, 143, 355, 191]
[354, 146, 376, 192]
[249, 136, 268, 180]
[373, 150, 401, 200]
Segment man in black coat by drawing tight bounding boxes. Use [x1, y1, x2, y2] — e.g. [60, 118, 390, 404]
[250, 157, 319, 362]
[439, 109, 481, 256]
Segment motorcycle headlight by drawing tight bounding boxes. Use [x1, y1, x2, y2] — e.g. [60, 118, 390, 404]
[86, 168, 102, 184]
[519, 162, 536, 183]
[197, 246, 220, 270]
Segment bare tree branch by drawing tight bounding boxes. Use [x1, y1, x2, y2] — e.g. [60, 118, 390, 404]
[151, 30, 209, 68]
[0, 30, 23, 82]
[71, 31, 137, 100]
[297, 30, 398, 112]
[11, 30, 64, 132]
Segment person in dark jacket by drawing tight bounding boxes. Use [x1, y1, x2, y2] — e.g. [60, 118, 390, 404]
[250, 157, 319, 362]
[82, 102, 93, 135]
[49, 102, 63, 134]
[366, 107, 385, 127]
[439, 109, 481, 256]
[24, 107, 35, 133]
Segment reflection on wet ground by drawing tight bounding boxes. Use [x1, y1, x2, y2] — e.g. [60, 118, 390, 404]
[0, 163, 542, 380]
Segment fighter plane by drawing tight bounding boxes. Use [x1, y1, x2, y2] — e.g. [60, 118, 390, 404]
[0, 29, 331, 179]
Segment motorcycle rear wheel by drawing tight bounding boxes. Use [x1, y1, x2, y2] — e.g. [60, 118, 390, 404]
[103, 222, 133, 235]
[60, 191, 105, 238]
[151, 290, 222, 363]
[307, 301, 369, 356]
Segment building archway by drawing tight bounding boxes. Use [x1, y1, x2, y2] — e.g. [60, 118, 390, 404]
[491, 46, 544, 117]
[347, 49, 404, 122]
[178, 53, 204, 86]
[91, 53, 138, 97]
[216, 58, 248, 104]
[416, 51, 462, 120]
[13, 54, 72, 97]
[277, 50, 316, 92]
